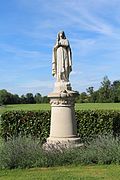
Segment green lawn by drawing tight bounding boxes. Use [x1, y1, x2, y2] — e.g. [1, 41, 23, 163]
[75, 103, 120, 110]
[0, 103, 120, 115]
[0, 104, 50, 115]
[0, 165, 120, 180]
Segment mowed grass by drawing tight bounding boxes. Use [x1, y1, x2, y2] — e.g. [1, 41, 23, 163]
[75, 103, 120, 110]
[0, 103, 120, 115]
[0, 104, 50, 115]
[0, 165, 120, 180]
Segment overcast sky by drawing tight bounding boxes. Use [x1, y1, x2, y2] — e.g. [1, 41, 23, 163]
[0, 0, 120, 95]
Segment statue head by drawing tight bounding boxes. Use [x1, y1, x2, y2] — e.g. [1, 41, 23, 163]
[57, 31, 66, 41]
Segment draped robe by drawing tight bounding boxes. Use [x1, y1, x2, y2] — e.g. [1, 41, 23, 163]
[52, 38, 72, 82]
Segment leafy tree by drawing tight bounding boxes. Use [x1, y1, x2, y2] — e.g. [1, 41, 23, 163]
[42, 96, 49, 103]
[111, 80, 120, 102]
[98, 76, 112, 102]
[0, 89, 11, 105]
[34, 93, 42, 103]
[13, 94, 20, 104]
[25, 93, 35, 104]
[20, 95, 27, 104]
[86, 87, 94, 95]
[78, 92, 89, 103]
[86, 87, 94, 102]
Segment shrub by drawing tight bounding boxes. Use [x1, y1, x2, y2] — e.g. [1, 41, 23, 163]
[76, 110, 118, 141]
[1, 111, 50, 142]
[1, 110, 120, 142]
[77, 135, 120, 165]
[0, 137, 46, 169]
[0, 135, 120, 169]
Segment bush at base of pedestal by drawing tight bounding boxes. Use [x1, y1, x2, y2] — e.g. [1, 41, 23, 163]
[1, 135, 120, 169]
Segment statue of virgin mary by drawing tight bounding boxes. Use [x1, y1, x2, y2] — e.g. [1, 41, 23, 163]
[52, 31, 72, 82]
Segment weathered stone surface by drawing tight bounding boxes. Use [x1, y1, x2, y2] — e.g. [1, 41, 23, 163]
[46, 31, 81, 147]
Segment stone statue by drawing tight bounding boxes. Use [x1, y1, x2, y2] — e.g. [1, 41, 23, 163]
[52, 31, 72, 82]
[46, 31, 81, 148]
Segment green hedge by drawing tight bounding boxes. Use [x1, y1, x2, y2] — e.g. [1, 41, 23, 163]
[76, 110, 120, 140]
[1, 111, 51, 142]
[1, 110, 120, 142]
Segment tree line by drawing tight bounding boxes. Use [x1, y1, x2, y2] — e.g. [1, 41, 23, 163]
[0, 91, 49, 105]
[0, 76, 120, 105]
[76, 76, 120, 103]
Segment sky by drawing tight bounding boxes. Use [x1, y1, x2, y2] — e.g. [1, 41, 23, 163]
[0, 0, 120, 96]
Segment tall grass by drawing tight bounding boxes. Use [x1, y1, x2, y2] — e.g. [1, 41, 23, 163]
[0, 134, 120, 169]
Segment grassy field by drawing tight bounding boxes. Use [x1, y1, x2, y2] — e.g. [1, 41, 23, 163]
[0, 104, 50, 115]
[0, 103, 120, 115]
[0, 165, 120, 180]
[75, 103, 120, 110]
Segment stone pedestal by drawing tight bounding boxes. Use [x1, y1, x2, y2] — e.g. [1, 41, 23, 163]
[46, 83, 80, 147]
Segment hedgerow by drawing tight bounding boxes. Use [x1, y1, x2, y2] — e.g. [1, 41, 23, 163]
[1, 111, 50, 142]
[1, 110, 120, 142]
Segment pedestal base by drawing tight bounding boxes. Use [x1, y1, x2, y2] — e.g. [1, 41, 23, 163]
[46, 89, 80, 148]
[43, 137, 82, 151]
[47, 136, 80, 143]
